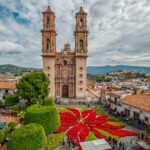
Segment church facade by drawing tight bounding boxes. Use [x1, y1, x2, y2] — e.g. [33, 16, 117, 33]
[41, 6, 88, 99]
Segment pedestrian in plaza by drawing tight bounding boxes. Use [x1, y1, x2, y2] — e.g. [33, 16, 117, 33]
[72, 139, 76, 148]
[108, 136, 112, 144]
[118, 141, 122, 150]
[62, 137, 65, 146]
[68, 136, 71, 148]
[122, 142, 125, 150]
[112, 145, 115, 150]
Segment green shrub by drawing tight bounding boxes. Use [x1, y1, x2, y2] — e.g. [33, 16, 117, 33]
[0, 101, 4, 106]
[17, 111, 25, 119]
[81, 106, 89, 112]
[4, 95, 19, 106]
[0, 131, 5, 143]
[86, 132, 98, 141]
[11, 105, 19, 113]
[3, 126, 9, 135]
[7, 123, 47, 150]
[96, 129, 119, 140]
[107, 121, 126, 126]
[108, 115, 120, 121]
[43, 97, 55, 107]
[94, 107, 104, 115]
[46, 132, 65, 150]
[7, 122, 17, 129]
[24, 104, 60, 135]
[57, 107, 70, 112]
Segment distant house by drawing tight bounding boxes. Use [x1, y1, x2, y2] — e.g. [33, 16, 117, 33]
[109, 91, 132, 103]
[0, 81, 17, 100]
[121, 94, 150, 125]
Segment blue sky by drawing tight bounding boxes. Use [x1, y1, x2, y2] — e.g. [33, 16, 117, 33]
[0, 0, 150, 68]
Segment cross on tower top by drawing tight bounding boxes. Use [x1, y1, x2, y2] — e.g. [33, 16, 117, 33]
[81, 0, 84, 8]
[48, 0, 51, 6]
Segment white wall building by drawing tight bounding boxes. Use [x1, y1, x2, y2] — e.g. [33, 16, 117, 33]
[0, 81, 16, 100]
[121, 94, 150, 125]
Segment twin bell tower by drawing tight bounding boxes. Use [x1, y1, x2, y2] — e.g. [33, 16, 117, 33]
[41, 4, 89, 99]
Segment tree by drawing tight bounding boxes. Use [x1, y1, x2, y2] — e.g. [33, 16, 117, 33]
[7, 123, 47, 150]
[4, 95, 19, 106]
[0, 131, 4, 143]
[96, 75, 105, 83]
[17, 72, 49, 104]
[24, 104, 60, 135]
[42, 96, 55, 107]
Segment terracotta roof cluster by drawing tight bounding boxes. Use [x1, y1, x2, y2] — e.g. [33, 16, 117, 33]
[0, 81, 17, 90]
[122, 94, 150, 112]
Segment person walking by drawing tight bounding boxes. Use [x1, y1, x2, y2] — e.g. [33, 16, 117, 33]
[62, 137, 65, 146]
[122, 142, 125, 150]
[72, 139, 76, 148]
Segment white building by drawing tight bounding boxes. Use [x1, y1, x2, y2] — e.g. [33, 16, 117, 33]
[0, 81, 16, 100]
[121, 94, 150, 125]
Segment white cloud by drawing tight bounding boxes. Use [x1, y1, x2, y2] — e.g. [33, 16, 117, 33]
[0, 0, 149, 67]
[0, 40, 24, 53]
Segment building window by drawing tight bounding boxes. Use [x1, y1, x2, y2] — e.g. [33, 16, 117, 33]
[5, 90, 8, 94]
[47, 39, 50, 50]
[80, 39, 84, 50]
[63, 60, 67, 66]
[48, 74, 50, 77]
[79, 74, 83, 78]
[145, 117, 148, 122]
[80, 67, 83, 71]
[80, 18, 83, 27]
[47, 18, 50, 28]
[47, 66, 51, 70]
[125, 109, 130, 116]
[80, 81, 83, 84]
[80, 88, 83, 91]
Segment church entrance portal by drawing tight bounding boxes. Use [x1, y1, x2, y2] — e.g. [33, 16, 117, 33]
[62, 85, 69, 98]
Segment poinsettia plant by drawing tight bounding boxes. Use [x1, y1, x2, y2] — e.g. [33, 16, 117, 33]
[55, 108, 138, 148]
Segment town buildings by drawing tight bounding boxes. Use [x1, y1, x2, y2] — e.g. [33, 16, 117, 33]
[42, 6, 88, 99]
[122, 94, 150, 125]
[0, 80, 16, 100]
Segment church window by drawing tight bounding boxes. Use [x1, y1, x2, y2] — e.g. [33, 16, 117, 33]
[47, 18, 50, 28]
[80, 81, 83, 84]
[80, 67, 83, 71]
[80, 18, 83, 27]
[80, 88, 83, 91]
[80, 40, 84, 50]
[63, 60, 67, 66]
[47, 39, 50, 50]
[79, 74, 83, 78]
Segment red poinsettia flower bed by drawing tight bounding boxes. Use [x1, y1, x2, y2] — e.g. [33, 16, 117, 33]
[55, 108, 138, 146]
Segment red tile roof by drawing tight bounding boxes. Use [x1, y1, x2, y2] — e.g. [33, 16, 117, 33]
[0, 81, 16, 90]
[122, 94, 150, 112]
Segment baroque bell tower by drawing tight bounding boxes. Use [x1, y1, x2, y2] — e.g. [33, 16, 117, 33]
[75, 7, 88, 99]
[41, 6, 56, 97]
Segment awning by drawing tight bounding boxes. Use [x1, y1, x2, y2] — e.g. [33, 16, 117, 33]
[80, 139, 112, 150]
[136, 140, 150, 150]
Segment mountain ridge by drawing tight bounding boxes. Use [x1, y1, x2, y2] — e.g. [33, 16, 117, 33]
[87, 65, 150, 75]
[0, 64, 150, 75]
